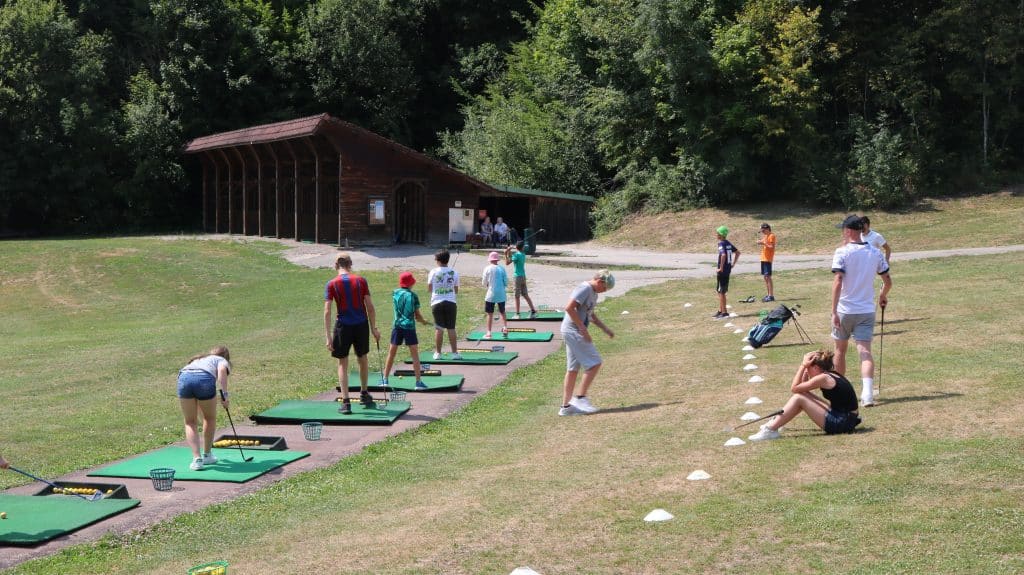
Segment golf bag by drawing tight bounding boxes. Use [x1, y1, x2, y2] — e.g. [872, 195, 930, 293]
[746, 304, 810, 348]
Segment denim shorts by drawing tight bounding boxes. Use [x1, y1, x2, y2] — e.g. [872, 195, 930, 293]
[824, 410, 861, 434]
[177, 369, 216, 400]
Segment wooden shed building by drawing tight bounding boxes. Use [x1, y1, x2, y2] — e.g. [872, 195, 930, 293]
[183, 114, 592, 246]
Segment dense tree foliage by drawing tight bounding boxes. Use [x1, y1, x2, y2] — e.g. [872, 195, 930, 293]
[0, 0, 1019, 234]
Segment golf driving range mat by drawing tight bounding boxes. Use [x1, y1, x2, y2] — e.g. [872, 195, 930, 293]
[250, 400, 411, 425]
[405, 351, 518, 365]
[88, 446, 309, 483]
[508, 311, 564, 321]
[346, 372, 464, 392]
[0, 493, 140, 546]
[467, 331, 554, 342]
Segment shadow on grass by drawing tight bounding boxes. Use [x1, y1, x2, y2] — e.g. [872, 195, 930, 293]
[876, 391, 963, 405]
[599, 401, 686, 414]
[879, 317, 928, 325]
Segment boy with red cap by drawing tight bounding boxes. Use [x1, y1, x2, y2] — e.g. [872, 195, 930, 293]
[481, 251, 510, 338]
[382, 271, 431, 391]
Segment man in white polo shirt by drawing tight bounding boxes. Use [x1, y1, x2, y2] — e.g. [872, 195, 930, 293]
[832, 215, 892, 407]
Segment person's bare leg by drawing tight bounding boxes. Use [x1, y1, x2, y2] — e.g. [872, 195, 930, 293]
[410, 344, 421, 379]
[767, 393, 827, 431]
[523, 292, 536, 313]
[180, 398, 201, 459]
[562, 370, 580, 406]
[718, 292, 727, 314]
[357, 354, 369, 393]
[577, 363, 602, 398]
[447, 328, 459, 354]
[198, 398, 218, 455]
[383, 344, 399, 382]
[833, 338, 849, 376]
[434, 327, 443, 355]
[765, 275, 774, 298]
[338, 357, 351, 401]
[856, 340, 874, 379]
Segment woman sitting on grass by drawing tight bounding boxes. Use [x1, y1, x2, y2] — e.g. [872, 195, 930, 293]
[749, 349, 861, 441]
[177, 346, 232, 470]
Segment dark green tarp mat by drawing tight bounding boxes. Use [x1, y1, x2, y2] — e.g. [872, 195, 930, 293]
[346, 371, 464, 391]
[404, 351, 518, 365]
[250, 400, 411, 425]
[466, 331, 553, 342]
[0, 493, 140, 546]
[89, 446, 309, 483]
[507, 311, 564, 321]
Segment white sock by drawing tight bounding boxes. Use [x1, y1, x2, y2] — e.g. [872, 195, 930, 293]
[862, 378, 874, 400]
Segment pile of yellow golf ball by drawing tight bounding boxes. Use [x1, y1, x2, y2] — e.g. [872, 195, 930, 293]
[213, 439, 260, 447]
[53, 487, 107, 496]
[190, 566, 226, 575]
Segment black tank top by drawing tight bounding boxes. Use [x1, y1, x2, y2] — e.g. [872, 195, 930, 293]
[821, 371, 858, 413]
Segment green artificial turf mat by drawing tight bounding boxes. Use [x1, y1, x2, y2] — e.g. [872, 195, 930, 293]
[507, 311, 564, 320]
[466, 331, 553, 342]
[250, 400, 411, 425]
[404, 351, 518, 365]
[346, 372, 464, 392]
[0, 493, 140, 546]
[88, 446, 309, 483]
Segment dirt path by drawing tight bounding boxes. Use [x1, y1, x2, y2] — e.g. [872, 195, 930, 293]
[4, 236, 1021, 568]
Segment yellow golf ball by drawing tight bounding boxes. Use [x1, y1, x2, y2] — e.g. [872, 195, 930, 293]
[1, 512, 7, 519]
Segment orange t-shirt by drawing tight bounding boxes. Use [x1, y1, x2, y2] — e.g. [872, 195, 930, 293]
[760, 232, 776, 262]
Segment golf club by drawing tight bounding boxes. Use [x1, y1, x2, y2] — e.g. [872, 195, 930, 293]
[219, 389, 253, 462]
[723, 409, 784, 432]
[877, 303, 885, 396]
[451, 244, 461, 269]
[521, 228, 546, 243]
[8, 466, 103, 501]
[376, 338, 387, 389]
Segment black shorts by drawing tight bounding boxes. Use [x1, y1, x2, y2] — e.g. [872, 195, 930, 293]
[332, 321, 370, 359]
[824, 410, 861, 434]
[761, 261, 773, 276]
[391, 327, 419, 346]
[716, 272, 731, 294]
[484, 301, 506, 314]
[431, 301, 457, 330]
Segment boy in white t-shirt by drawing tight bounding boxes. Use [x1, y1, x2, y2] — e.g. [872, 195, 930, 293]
[427, 249, 462, 360]
[832, 215, 893, 407]
[860, 216, 891, 263]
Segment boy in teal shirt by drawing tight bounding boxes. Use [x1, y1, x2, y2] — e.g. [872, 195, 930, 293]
[505, 242, 538, 319]
[382, 272, 431, 390]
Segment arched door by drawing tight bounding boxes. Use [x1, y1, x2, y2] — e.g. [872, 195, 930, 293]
[394, 181, 426, 243]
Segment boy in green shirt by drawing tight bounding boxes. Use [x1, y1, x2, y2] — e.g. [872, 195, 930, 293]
[504, 241, 538, 319]
[382, 272, 431, 391]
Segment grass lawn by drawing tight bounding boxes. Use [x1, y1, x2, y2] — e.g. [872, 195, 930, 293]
[599, 189, 1024, 254]
[3, 236, 1021, 574]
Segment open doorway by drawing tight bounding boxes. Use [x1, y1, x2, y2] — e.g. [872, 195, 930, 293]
[394, 180, 426, 243]
[478, 196, 530, 240]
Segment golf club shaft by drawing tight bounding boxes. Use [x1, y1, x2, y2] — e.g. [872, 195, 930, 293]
[732, 409, 784, 430]
[8, 466, 100, 501]
[219, 389, 253, 461]
[376, 339, 387, 387]
[521, 228, 546, 243]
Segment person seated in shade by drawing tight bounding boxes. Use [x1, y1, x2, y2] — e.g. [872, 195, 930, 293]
[480, 216, 494, 246]
[748, 349, 861, 441]
[494, 217, 509, 245]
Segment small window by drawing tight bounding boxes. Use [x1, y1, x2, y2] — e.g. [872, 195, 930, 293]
[368, 198, 386, 226]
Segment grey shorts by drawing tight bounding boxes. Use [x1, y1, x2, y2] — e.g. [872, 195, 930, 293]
[832, 312, 875, 341]
[513, 276, 529, 298]
[563, 329, 602, 372]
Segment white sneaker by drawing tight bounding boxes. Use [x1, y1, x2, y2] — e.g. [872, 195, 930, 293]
[748, 425, 781, 441]
[202, 453, 218, 465]
[860, 396, 875, 407]
[190, 457, 204, 471]
[558, 405, 583, 416]
[451, 352, 463, 360]
[432, 352, 442, 360]
[569, 396, 599, 414]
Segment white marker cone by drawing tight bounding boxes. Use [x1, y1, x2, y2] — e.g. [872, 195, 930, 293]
[510, 568, 542, 575]
[748, 375, 764, 383]
[644, 509, 675, 522]
[726, 304, 733, 309]
[733, 329, 744, 334]
[687, 470, 711, 481]
[740, 412, 760, 421]
[621, 310, 630, 315]
[684, 303, 693, 308]
[743, 354, 757, 360]
[745, 396, 763, 405]
[724, 437, 746, 446]
[742, 345, 755, 351]
[729, 312, 738, 317]
[723, 322, 735, 328]
[743, 364, 758, 371]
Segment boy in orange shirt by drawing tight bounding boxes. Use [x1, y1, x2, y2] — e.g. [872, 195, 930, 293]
[757, 223, 776, 302]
